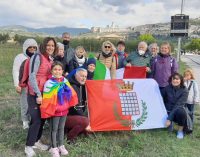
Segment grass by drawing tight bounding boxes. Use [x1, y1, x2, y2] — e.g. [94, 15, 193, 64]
[0, 43, 200, 157]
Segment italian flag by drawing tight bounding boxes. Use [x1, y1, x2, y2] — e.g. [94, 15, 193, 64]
[94, 64, 147, 80]
[86, 79, 167, 131]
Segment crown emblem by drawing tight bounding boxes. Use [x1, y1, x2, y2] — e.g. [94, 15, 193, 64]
[117, 81, 134, 91]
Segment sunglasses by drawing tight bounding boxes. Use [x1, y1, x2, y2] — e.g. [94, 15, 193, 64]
[105, 46, 111, 48]
[28, 46, 37, 49]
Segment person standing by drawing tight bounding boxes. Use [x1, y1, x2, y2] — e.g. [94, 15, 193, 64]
[124, 41, 151, 75]
[97, 41, 116, 79]
[151, 42, 178, 92]
[183, 69, 200, 123]
[40, 61, 78, 157]
[12, 38, 38, 129]
[62, 32, 75, 73]
[114, 40, 128, 69]
[25, 37, 56, 157]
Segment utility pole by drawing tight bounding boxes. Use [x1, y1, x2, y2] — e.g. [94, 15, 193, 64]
[177, 0, 184, 62]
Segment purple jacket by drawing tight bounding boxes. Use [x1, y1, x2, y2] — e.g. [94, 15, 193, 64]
[151, 54, 178, 87]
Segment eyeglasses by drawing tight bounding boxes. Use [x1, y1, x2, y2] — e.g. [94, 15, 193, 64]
[105, 46, 111, 48]
[28, 46, 37, 49]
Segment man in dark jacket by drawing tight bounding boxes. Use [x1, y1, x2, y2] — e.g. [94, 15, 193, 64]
[62, 32, 75, 73]
[65, 68, 89, 142]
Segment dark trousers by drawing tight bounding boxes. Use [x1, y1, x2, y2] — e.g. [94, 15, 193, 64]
[64, 115, 89, 141]
[186, 103, 194, 122]
[168, 107, 187, 126]
[26, 94, 45, 146]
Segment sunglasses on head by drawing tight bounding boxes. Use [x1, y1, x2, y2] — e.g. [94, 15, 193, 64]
[28, 46, 37, 49]
[105, 46, 111, 48]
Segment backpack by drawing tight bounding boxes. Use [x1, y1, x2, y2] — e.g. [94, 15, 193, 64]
[19, 53, 40, 88]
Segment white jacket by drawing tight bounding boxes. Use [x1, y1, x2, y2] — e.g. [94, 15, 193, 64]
[12, 39, 38, 87]
[184, 80, 200, 104]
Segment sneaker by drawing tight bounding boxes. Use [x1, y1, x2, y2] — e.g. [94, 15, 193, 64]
[34, 140, 49, 151]
[58, 145, 69, 155]
[23, 121, 29, 129]
[177, 131, 184, 139]
[49, 147, 60, 157]
[25, 146, 36, 157]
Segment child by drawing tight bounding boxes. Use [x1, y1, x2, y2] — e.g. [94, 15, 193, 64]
[68, 46, 87, 73]
[183, 69, 200, 122]
[40, 61, 78, 157]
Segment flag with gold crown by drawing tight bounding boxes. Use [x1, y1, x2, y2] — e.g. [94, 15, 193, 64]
[86, 79, 167, 131]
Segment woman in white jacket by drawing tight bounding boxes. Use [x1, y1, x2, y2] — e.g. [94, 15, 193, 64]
[12, 38, 38, 129]
[184, 69, 200, 122]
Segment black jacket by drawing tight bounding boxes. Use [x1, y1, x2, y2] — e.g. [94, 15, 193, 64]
[68, 75, 87, 116]
[162, 84, 189, 112]
[68, 56, 87, 73]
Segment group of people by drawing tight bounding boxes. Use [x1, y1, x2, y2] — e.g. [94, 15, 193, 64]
[12, 32, 199, 157]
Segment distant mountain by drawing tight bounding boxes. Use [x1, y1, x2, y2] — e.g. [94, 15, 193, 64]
[0, 25, 91, 36]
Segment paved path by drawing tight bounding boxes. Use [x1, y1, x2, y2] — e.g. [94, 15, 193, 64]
[181, 54, 200, 90]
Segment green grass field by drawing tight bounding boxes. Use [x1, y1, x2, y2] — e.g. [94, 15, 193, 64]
[0, 44, 200, 157]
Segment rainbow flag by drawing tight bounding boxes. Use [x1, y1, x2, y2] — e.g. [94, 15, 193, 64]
[40, 77, 78, 118]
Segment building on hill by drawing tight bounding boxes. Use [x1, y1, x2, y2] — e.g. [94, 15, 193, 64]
[91, 22, 131, 33]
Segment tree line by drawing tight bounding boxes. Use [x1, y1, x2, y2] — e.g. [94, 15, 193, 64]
[1, 33, 200, 53]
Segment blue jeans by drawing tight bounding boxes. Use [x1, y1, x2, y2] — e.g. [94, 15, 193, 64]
[186, 104, 194, 122]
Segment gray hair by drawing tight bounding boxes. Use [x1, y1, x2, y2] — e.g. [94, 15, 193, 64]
[138, 41, 148, 49]
[75, 68, 87, 76]
[149, 43, 159, 51]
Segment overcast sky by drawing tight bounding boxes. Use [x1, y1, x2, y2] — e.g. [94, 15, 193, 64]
[0, 0, 199, 28]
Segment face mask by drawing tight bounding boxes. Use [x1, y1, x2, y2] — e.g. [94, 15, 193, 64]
[63, 40, 69, 45]
[138, 50, 145, 55]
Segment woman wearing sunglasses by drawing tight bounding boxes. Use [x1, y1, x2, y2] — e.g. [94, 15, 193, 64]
[162, 73, 189, 139]
[96, 40, 116, 79]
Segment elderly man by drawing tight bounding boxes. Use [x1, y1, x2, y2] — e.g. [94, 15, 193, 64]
[124, 41, 152, 74]
[65, 68, 89, 142]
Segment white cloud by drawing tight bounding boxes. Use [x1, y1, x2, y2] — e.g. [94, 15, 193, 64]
[0, 0, 199, 28]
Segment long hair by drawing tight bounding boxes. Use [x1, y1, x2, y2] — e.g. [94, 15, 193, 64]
[183, 69, 195, 80]
[40, 37, 57, 55]
[168, 72, 185, 88]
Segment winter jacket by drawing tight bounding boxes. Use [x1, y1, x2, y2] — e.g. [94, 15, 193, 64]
[68, 75, 87, 116]
[64, 47, 75, 72]
[12, 39, 38, 87]
[97, 53, 116, 79]
[184, 80, 200, 104]
[151, 53, 178, 87]
[114, 51, 128, 69]
[124, 51, 151, 68]
[68, 56, 87, 73]
[162, 84, 189, 113]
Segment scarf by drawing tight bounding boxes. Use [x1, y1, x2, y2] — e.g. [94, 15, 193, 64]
[75, 55, 85, 66]
[102, 51, 112, 58]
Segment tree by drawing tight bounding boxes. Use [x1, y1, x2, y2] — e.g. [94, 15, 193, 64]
[185, 39, 200, 51]
[138, 34, 156, 44]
